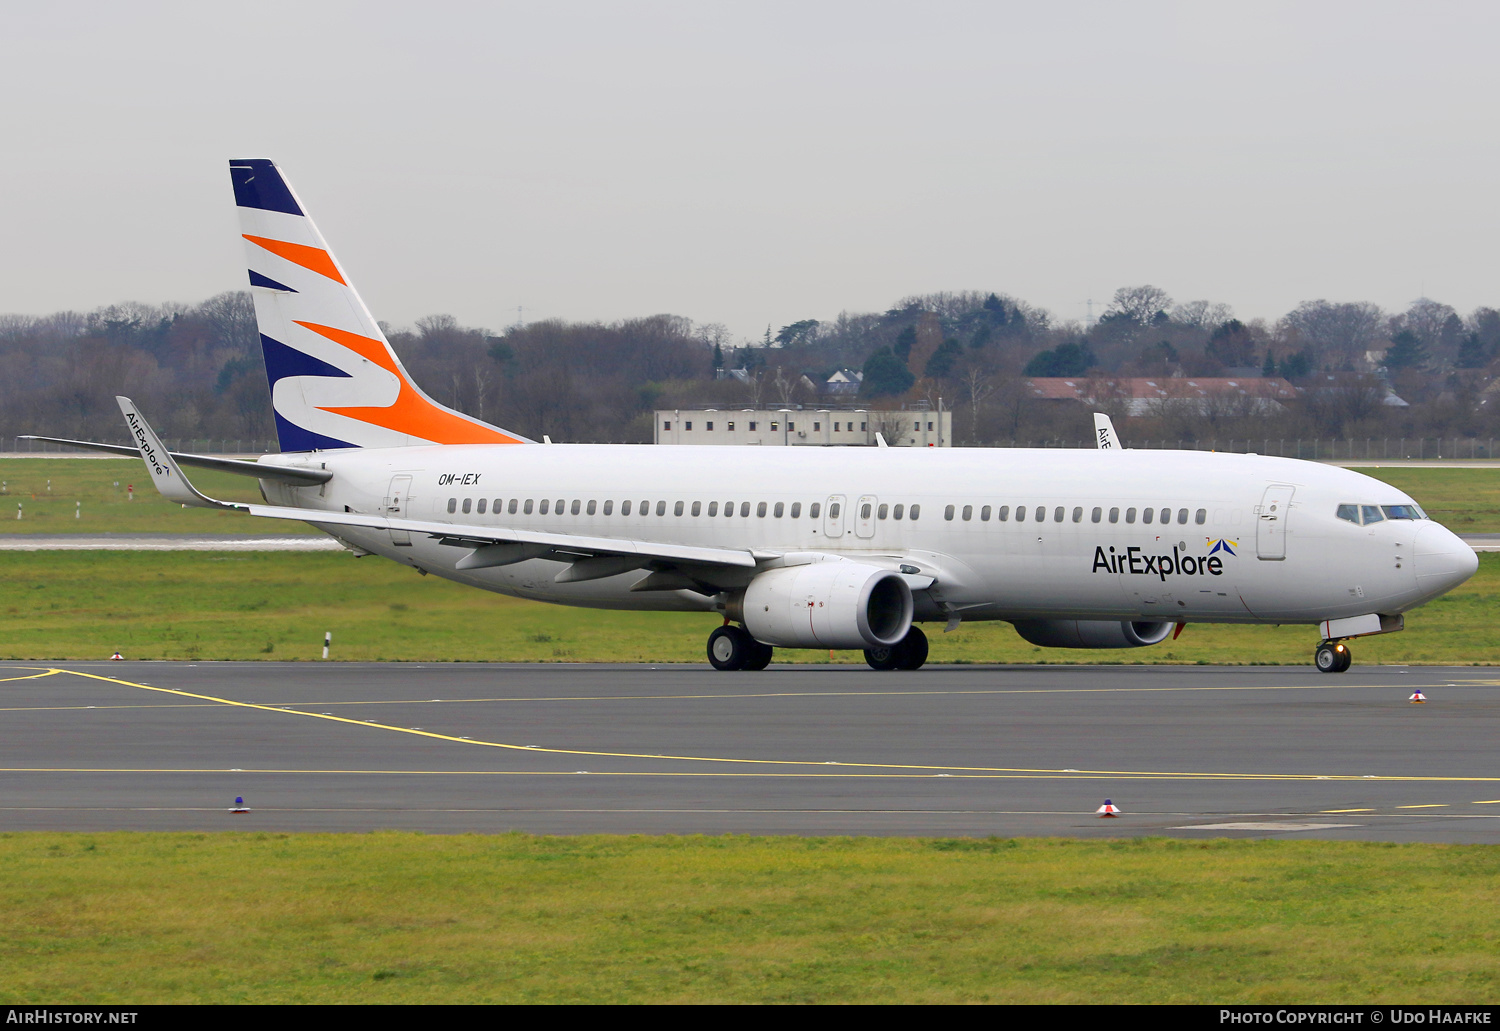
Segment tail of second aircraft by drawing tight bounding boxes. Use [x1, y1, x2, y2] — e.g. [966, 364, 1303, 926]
[230, 159, 530, 451]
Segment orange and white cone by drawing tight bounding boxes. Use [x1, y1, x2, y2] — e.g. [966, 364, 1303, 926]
[1409, 690, 1427, 704]
[1096, 799, 1121, 817]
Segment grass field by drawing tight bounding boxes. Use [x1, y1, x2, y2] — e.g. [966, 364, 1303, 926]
[1348, 466, 1500, 533]
[2, 549, 1496, 664]
[0, 457, 313, 535]
[1, 833, 1496, 1004]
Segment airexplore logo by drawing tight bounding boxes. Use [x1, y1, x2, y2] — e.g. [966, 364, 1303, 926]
[1092, 541, 1228, 581]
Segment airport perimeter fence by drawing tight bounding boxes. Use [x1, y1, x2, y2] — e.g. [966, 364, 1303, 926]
[9, 437, 279, 456]
[5, 436, 1499, 460]
[979, 438, 1499, 460]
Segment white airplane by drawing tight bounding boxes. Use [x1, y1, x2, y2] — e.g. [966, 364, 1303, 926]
[29, 160, 1479, 674]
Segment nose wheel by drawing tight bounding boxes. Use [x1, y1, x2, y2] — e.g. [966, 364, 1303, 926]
[1315, 640, 1352, 673]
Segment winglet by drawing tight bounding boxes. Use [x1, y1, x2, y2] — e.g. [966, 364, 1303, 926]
[116, 397, 236, 509]
[1093, 413, 1120, 450]
[875, 432, 889, 449]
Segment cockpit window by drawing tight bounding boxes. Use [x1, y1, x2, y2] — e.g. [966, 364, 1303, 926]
[1336, 504, 1360, 524]
[1361, 505, 1384, 524]
[1382, 504, 1425, 520]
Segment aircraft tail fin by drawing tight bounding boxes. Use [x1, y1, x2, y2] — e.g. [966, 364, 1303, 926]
[1093, 413, 1120, 450]
[230, 159, 531, 451]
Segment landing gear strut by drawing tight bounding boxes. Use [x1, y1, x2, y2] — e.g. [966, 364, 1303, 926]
[864, 626, 930, 671]
[1315, 640, 1352, 674]
[708, 625, 773, 671]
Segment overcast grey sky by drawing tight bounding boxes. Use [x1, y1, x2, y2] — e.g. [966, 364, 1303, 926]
[1, 1, 1496, 341]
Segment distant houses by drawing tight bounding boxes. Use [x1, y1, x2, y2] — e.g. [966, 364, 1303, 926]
[1026, 376, 1299, 416]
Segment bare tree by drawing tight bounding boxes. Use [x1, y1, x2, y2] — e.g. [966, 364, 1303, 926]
[1280, 300, 1384, 364]
[1170, 299, 1234, 331]
[1108, 285, 1173, 325]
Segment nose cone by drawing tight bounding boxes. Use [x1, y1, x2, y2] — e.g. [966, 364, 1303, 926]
[1414, 523, 1479, 598]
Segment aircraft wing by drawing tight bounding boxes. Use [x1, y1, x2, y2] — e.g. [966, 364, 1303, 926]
[17, 434, 332, 485]
[111, 396, 758, 581]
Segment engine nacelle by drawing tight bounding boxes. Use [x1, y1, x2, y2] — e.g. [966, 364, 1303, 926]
[1010, 619, 1174, 649]
[741, 561, 913, 650]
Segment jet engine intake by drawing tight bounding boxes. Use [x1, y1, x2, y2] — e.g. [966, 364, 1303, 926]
[742, 561, 913, 649]
[1010, 619, 1174, 649]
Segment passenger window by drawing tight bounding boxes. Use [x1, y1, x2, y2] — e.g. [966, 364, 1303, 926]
[1177, 508, 1188, 524]
[477, 498, 487, 514]
[1035, 506, 1045, 522]
[758, 502, 768, 517]
[1143, 508, 1153, 524]
[1195, 508, 1206, 524]
[640, 499, 648, 513]
[571, 500, 581, 515]
[462, 498, 472, 514]
[1072, 507, 1083, 523]
[708, 501, 719, 516]
[657, 501, 667, 516]
[494, 499, 503, 513]
[557, 499, 565, 514]
[774, 502, 784, 517]
[741, 502, 751, 517]
[621, 500, 631, 516]
[539, 499, 549, 515]
[790, 502, 801, 518]
[691, 501, 701, 516]
[962, 505, 972, 521]
[1366, 505, 1388, 523]
[509, 499, 518, 514]
[980, 505, 991, 521]
[524, 499, 534, 515]
[447, 498, 457, 514]
[587, 500, 597, 515]
[860, 503, 871, 519]
[603, 500, 613, 515]
[1126, 507, 1136, 523]
[877, 503, 888, 520]
[1160, 508, 1171, 524]
[810, 502, 821, 519]
[724, 500, 734, 516]
[909, 504, 920, 520]
[997, 505, 1009, 521]
[1091, 507, 1102, 523]
[674, 501, 684, 516]
[1054, 506, 1064, 522]
[1016, 505, 1026, 523]
[1109, 507, 1119, 523]
[893, 503, 904, 520]
[945, 505, 955, 521]
[828, 502, 840, 519]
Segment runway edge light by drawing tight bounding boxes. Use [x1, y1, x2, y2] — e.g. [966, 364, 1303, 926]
[1410, 689, 1427, 704]
[230, 797, 249, 814]
[109, 651, 123, 661]
[1097, 800, 1121, 817]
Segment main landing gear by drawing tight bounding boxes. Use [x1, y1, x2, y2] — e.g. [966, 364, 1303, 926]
[707, 624, 773, 671]
[863, 626, 929, 671]
[1315, 640, 1352, 674]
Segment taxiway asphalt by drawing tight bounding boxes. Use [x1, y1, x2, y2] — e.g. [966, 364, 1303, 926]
[2, 661, 1498, 841]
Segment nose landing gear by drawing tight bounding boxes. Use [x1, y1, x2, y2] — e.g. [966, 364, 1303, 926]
[1315, 640, 1352, 673]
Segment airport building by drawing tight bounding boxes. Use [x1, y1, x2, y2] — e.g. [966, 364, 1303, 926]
[654, 407, 952, 447]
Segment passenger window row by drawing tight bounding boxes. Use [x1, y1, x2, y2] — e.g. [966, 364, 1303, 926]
[444, 497, 841, 519]
[942, 504, 1208, 526]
